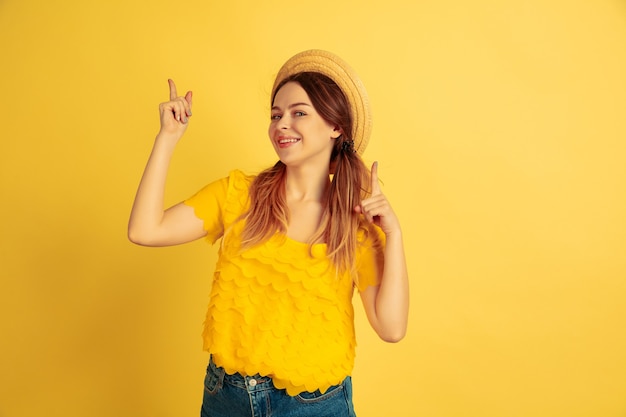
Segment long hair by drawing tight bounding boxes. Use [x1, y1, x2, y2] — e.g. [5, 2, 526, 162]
[240, 72, 371, 275]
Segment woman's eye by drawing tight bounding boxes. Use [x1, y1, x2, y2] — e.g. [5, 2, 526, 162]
[294, 111, 306, 117]
[271, 114, 281, 120]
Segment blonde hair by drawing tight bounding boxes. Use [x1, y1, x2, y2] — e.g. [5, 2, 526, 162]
[240, 72, 371, 275]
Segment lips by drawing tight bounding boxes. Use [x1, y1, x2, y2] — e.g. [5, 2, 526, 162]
[277, 136, 301, 148]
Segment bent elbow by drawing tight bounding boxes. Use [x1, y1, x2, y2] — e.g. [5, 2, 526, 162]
[127, 229, 144, 246]
[127, 225, 153, 246]
[377, 326, 407, 343]
[380, 332, 406, 344]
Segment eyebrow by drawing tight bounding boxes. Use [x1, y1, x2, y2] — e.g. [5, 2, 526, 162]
[271, 102, 313, 111]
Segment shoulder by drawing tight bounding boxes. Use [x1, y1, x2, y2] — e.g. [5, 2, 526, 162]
[184, 169, 255, 208]
[224, 169, 257, 205]
[227, 169, 256, 192]
[355, 220, 385, 290]
[357, 220, 386, 249]
[190, 170, 255, 196]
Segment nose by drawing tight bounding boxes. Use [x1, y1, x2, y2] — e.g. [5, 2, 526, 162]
[277, 114, 290, 130]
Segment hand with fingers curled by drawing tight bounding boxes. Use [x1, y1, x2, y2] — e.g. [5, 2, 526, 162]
[158, 79, 193, 141]
[354, 162, 402, 236]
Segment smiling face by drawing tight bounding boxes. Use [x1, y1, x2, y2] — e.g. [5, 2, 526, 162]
[269, 81, 341, 170]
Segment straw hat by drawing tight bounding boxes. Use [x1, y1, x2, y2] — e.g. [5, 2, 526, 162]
[272, 49, 372, 155]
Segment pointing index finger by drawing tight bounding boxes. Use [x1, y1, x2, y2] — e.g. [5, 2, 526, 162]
[168, 79, 178, 101]
[371, 161, 381, 195]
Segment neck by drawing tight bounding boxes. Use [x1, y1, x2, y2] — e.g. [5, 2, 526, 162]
[284, 164, 330, 202]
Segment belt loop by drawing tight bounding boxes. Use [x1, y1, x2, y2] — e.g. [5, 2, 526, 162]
[209, 355, 226, 387]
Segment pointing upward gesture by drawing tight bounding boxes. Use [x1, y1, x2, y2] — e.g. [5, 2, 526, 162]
[158, 79, 193, 141]
[128, 79, 203, 247]
[355, 162, 402, 236]
[355, 161, 409, 343]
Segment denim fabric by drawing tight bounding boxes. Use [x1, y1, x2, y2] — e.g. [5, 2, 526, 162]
[200, 357, 356, 417]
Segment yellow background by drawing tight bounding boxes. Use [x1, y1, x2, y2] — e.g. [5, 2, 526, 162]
[1, 0, 625, 416]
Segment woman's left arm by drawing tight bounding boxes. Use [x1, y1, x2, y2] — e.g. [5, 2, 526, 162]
[355, 162, 409, 342]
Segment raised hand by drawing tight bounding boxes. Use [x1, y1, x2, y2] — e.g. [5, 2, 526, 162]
[355, 162, 401, 235]
[128, 79, 203, 247]
[158, 79, 193, 140]
[355, 162, 409, 343]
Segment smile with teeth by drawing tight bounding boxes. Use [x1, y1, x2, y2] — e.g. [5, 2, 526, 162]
[278, 137, 301, 146]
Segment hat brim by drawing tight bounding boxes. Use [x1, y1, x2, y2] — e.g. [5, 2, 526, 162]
[272, 50, 372, 155]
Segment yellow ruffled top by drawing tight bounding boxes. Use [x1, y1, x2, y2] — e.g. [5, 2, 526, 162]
[184, 170, 385, 396]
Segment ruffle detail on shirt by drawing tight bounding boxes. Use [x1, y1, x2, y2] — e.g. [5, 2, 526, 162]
[354, 222, 386, 291]
[191, 169, 385, 396]
[221, 170, 253, 228]
[203, 234, 357, 396]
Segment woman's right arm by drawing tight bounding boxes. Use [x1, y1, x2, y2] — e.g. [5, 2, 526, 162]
[128, 79, 207, 247]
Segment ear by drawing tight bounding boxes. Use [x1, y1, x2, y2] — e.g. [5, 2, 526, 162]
[331, 126, 343, 139]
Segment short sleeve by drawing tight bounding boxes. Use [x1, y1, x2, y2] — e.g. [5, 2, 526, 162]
[355, 222, 386, 292]
[183, 176, 229, 244]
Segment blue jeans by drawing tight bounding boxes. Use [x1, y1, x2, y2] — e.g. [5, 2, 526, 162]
[200, 357, 357, 417]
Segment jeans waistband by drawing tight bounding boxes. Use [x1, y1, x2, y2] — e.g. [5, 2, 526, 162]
[209, 356, 274, 391]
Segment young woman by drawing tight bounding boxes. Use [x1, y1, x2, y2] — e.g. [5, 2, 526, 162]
[129, 50, 409, 417]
